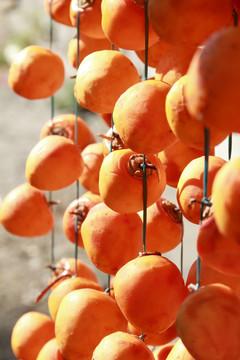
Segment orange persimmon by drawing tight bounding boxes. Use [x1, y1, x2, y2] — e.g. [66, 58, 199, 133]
[154, 344, 174, 360]
[135, 39, 173, 68]
[166, 339, 194, 360]
[44, 0, 73, 26]
[8, 45, 64, 99]
[99, 149, 166, 213]
[36, 338, 64, 360]
[25, 135, 83, 191]
[0, 183, 53, 237]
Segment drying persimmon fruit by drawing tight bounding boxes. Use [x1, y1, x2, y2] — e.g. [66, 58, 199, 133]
[113, 79, 175, 154]
[11, 311, 55, 360]
[68, 33, 114, 69]
[128, 321, 177, 347]
[99, 112, 112, 127]
[158, 138, 209, 188]
[75, 50, 139, 114]
[44, 0, 73, 26]
[148, 0, 233, 48]
[62, 192, 101, 247]
[176, 283, 240, 360]
[197, 214, 240, 277]
[8, 45, 65, 99]
[166, 339, 193, 360]
[81, 202, 142, 274]
[135, 39, 173, 68]
[55, 288, 127, 360]
[25, 135, 83, 191]
[212, 156, 240, 240]
[40, 113, 95, 151]
[177, 155, 226, 224]
[165, 75, 228, 150]
[70, 0, 105, 39]
[185, 27, 240, 133]
[155, 46, 196, 86]
[99, 149, 166, 213]
[114, 253, 188, 334]
[92, 331, 155, 360]
[36, 338, 64, 360]
[139, 197, 183, 253]
[0, 183, 54, 237]
[153, 344, 174, 360]
[78, 142, 104, 194]
[101, 0, 158, 50]
[48, 277, 104, 321]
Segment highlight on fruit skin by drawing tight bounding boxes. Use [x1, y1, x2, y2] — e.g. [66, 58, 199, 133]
[75, 50, 140, 114]
[99, 149, 166, 213]
[8, 45, 65, 99]
[91, 331, 156, 360]
[55, 288, 128, 360]
[113, 253, 188, 334]
[44, 0, 73, 27]
[113, 79, 175, 154]
[36, 338, 64, 360]
[81, 202, 142, 275]
[25, 135, 84, 191]
[0, 183, 54, 237]
[153, 344, 174, 360]
[135, 39, 173, 68]
[40, 113, 96, 151]
[176, 283, 240, 360]
[166, 338, 194, 360]
[11, 311, 55, 360]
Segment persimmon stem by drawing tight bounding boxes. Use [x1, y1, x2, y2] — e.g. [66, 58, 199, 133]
[35, 274, 72, 303]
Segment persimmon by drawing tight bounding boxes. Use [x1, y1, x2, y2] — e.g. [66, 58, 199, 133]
[153, 344, 174, 360]
[69, 0, 105, 39]
[166, 339, 193, 360]
[25, 135, 83, 191]
[114, 253, 188, 334]
[185, 27, 240, 133]
[48, 277, 104, 321]
[128, 321, 177, 347]
[135, 39, 173, 68]
[212, 156, 240, 240]
[138, 197, 183, 253]
[40, 113, 95, 151]
[0, 183, 53, 237]
[44, 0, 73, 26]
[99, 149, 166, 213]
[78, 142, 104, 194]
[148, 0, 233, 48]
[36, 338, 64, 360]
[176, 283, 240, 360]
[8, 45, 65, 99]
[92, 331, 155, 360]
[99, 112, 112, 127]
[177, 155, 226, 224]
[68, 34, 115, 69]
[101, 0, 158, 50]
[165, 75, 228, 150]
[62, 191, 101, 247]
[101, 125, 125, 156]
[81, 202, 142, 274]
[155, 46, 196, 86]
[75, 50, 140, 114]
[113, 80, 175, 154]
[158, 137, 212, 188]
[55, 288, 128, 360]
[11, 311, 55, 360]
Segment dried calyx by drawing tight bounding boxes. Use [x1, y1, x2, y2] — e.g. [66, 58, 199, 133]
[161, 199, 182, 224]
[127, 154, 159, 179]
[69, 204, 89, 224]
[47, 125, 68, 138]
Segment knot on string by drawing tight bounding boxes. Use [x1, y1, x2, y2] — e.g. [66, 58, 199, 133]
[72, 0, 94, 11]
[127, 154, 159, 180]
[139, 332, 147, 342]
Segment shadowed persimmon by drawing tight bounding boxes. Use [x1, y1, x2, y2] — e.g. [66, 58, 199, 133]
[36, 338, 64, 360]
[44, 0, 73, 26]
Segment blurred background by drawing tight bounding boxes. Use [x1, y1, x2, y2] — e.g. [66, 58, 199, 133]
[0, 1, 239, 359]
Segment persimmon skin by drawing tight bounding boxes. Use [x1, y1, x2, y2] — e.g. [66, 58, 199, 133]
[55, 289, 128, 360]
[114, 254, 188, 334]
[8, 45, 64, 99]
[148, 0, 233, 48]
[11, 311, 55, 360]
[176, 284, 240, 360]
[113, 80, 175, 154]
[75, 50, 140, 114]
[40, 113, 96, 151]
[81, 202, 142, 275]
[99, 149, 166, 213]
[153, 344, 174, 360]
[44, 0, 73, 26]
[92, 331, 155, 360]
[25, 135, 84, 191]
[36, 338, 64, 360]
[177, 156, 226, 224]
[135, 39, 173, 68]
[166, 339, 194, 360]
[0, 183, 53, 237]
[212, 156, 240, 240]
[185, 27, 240, 133]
